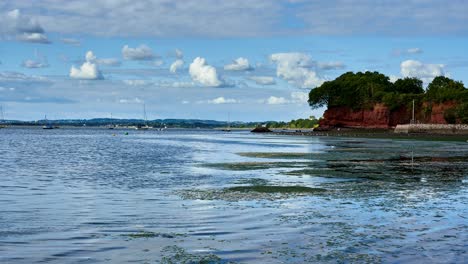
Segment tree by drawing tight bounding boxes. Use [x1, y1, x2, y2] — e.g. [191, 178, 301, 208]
[393, 78, 424, 94]
[426, 76, 465, 102]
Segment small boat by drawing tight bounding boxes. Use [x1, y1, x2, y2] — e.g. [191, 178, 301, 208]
[135, 104, 151, 130]
[42, 115, 54, 129]
[0, 105, 8, 129]
[107, 113, 116, 129]
[222, 113, 231, 132]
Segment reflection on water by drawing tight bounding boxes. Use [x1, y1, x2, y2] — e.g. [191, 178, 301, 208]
[0, 128, 467, 263]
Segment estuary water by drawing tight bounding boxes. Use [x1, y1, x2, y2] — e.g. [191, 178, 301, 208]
[0, 128, 467, 263]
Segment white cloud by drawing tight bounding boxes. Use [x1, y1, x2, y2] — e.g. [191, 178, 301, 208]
[407, 48, 422, 54]
[96, 58, 121, 67]
[270, 52, 325, 88]
[189, 57, 224, 87]
[123, 80, 149, 86]
[122, 45, 154, 60]
[119, 97, 142, 104]
[21, 59, 48, 68]
[249, 76, 276, 85]
[224, 57, 252, 71]
[198, 97, 238, 104]
[69, 51, 103, 80]
[393, 47, 423, 56]
[400, 60, 445, 83]
[175, 49, 184, 59]
[317, 61, 345, 70]
[0, 9, 50, 44]
[17, 32, 50, 44]
[170, 59, 184, 73]
[170, 81, 197, 88]
[267, 96, 288, 105]
[290, 91, 308, 103]
[389, 75, 399, 83]
[61, 38, 81, 46]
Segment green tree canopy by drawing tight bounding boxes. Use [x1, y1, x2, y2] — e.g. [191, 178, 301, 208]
[393, 77, 424, 94]
[309, 72, 466, 110]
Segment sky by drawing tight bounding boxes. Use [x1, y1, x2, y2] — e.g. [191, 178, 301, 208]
[1, 0, 468, 121]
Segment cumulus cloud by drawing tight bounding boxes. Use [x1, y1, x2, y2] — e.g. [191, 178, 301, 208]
[21, 59, 49, 68]
[197, 97, 238, 104]
[400, 60, 445, 83]
[69, 51, 103, 80]
[122, 45, 155, 60]
[224, 57, 252, 71]
[0, 10, 50, 44]
[189, 57, 224, 87]
[270, 52, 325, 88]
[258, 92, 309, 105]
[170, 59, 184, 73]
[249, 76, 276, 85]
[290, 91, 309, 103]
[266, 96, 288, 105]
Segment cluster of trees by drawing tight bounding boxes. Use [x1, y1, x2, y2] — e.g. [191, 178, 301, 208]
[308, 72, 468, 123]
[265, 117, 319, 129]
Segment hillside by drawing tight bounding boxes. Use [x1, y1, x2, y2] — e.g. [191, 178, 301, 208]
[309, 72, 468, 129]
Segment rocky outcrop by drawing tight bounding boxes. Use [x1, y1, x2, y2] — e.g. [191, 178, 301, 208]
[251, 126, 272, 133]
[319, 101, 459, 129]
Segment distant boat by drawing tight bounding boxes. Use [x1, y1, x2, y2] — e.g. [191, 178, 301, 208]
[107, 113, 116, 129]
[42, 115, 54, 129]
[135, 104, 151, 130]
[222, 113, 231, 132]
[0, 105, 7, 129]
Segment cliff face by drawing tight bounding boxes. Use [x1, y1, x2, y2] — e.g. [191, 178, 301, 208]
[319, 101, 458, 129]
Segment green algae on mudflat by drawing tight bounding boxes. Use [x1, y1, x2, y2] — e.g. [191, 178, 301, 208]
[237, 152, 317, 159]
[160, 245, 223, 264]
[178, 185, 327, 201]
[201, 161, 309, 171]
[234, 178, 269, 186]
[226, 185, 326, 194]
[122, 231, 179, 239]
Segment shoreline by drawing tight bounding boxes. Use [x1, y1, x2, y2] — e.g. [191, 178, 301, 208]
[273, 129, 468, 142]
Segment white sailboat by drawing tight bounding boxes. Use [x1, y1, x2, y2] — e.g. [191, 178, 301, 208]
[136, 104, 150, 130]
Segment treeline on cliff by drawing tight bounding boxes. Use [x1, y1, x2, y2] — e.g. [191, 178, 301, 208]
[308, 72, 468, 123]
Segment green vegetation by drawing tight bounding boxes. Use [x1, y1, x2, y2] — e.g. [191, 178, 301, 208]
[264, 116, 319, 129]
[309, 72, 467, 123]
[202, 161, 308, 171]
[226, 185, 327, 194]
[237, 152, 316, 159]
[122, 231, 177, 239]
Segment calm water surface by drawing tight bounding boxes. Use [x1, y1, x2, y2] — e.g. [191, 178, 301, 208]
[0, 128, 467, 263]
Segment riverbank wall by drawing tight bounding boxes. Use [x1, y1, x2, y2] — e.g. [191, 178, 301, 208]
[394, 124, 468, 134]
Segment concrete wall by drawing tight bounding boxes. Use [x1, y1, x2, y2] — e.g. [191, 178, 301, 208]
[394, 124, 468, 134]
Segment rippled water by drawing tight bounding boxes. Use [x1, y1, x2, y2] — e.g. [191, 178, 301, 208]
[1, 128, 467, 263]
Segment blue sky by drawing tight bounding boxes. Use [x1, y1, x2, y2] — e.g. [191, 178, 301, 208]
[1, 1, 468, 121]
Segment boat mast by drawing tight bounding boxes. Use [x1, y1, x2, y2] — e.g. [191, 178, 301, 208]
[143, 104, 148, 126]
[0, 105, 4, 123]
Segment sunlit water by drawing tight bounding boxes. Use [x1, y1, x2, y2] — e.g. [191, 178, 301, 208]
[1, 128, 467, 263]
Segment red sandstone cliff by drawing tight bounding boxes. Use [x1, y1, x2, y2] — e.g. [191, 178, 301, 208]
[319, 101, 458, 129]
